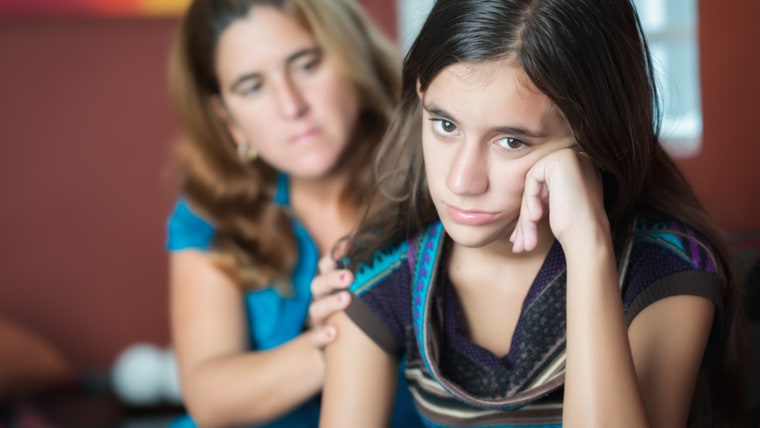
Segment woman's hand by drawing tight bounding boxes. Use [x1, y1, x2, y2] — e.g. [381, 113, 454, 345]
[510, 148, 608, 252]
[308, 245, 354, 348]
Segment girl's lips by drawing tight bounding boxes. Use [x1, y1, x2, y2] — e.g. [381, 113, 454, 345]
[445, 204, 498, 225]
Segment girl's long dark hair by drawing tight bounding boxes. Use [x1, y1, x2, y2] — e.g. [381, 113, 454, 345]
[348, 0, 746, 425]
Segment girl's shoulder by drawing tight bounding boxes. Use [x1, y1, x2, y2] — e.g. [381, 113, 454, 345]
[621, 212, 723, 323]
[348, 222, 442, 297]
[348, 238, 411, 297]
[628, 212, 718, 273]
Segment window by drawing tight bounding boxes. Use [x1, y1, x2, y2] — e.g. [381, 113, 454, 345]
[396, 0, 702, 156]
[634, 0, 702, 156]
[396, 0, 434, 54]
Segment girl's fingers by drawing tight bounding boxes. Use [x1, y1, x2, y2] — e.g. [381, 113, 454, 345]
[514, 167, 546, 253]
[511, 225, 522, 253]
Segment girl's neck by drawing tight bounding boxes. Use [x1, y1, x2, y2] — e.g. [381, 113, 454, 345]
[446, 219, 556, 357]
[447, 218, 556, 300]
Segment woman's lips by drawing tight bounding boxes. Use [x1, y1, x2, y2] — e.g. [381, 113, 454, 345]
[288, 127, 321, 144]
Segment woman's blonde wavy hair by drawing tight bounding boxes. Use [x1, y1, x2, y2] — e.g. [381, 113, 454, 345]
[167, 0, 400, 292]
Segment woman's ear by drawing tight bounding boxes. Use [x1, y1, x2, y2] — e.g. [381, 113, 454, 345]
[416, 79, 424, 101]
[211, 96, 246, 145]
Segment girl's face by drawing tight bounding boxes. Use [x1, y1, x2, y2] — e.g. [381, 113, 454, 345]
[214, 6, 359, 179]
[419, 60, 575, 249]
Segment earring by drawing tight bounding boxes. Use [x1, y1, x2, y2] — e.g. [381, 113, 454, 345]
[237, 143, 258, 162]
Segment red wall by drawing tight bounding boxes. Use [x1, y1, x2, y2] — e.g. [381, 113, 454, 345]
[0, 0, 756, 373]
[0, 17, 179, 371]
[678, 0, 760, 235]
[360, 0, 397, 42]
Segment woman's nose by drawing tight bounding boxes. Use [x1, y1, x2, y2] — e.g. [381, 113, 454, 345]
[275, 77, 308, 119]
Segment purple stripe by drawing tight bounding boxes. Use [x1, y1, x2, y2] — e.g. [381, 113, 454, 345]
[687, 228, 702, 270]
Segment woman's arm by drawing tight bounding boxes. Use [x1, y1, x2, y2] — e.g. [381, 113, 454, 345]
[170, 251, 324, 427]
[320, 310, 398, 428]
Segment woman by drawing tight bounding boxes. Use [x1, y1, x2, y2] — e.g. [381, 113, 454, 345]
[165, 0, 421, 426]
[318, 0, 746, 426]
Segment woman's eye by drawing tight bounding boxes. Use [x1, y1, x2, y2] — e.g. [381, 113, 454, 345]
[432, 119, 458, 136]
[236, 80, 263, 96]
[496, 136, 524, 150]
[240, 84, 261, 96]
[295, 55, 322, 73]
[302, 58, 321, 71]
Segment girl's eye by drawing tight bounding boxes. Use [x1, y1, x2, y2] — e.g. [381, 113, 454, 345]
[496, 136, 524, 150]
[432, 119, 458, 136]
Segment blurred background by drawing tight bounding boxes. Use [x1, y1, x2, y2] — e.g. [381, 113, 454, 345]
[0, 0, 757, 425]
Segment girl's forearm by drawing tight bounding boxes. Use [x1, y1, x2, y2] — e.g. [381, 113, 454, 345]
[562, 233, 649, 427]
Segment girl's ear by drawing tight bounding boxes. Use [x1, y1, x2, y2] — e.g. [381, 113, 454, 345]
[211, 96, 246, 145]
[416, 79, 424, 100]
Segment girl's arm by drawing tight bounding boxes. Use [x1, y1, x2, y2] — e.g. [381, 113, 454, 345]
[320, 310, 398, 428]
[562, 229, 713, 427]
[514, 149, 713, 426]
[170, 251, 324, 427]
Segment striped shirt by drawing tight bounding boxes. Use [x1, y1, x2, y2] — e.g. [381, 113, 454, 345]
[346, 214, 722, 427]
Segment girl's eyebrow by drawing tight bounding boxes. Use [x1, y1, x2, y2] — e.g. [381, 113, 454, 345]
[422, 103, 453, 122]
[422, 102, 547, 138]
[229, 47, 321, 93]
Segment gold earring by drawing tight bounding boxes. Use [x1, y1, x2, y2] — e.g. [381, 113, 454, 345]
[237, 143, 258, 162]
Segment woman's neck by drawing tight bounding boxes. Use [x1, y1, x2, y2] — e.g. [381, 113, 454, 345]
[288, 171, 358, 256]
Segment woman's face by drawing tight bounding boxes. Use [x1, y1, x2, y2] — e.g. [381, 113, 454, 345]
[214, 6, 359, 179]
[419, 60, 575, 249]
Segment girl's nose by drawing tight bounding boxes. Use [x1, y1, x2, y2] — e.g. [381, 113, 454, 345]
[446, 141, 488, 195]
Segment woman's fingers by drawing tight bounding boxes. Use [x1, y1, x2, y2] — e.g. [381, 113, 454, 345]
[312, 263, 354, 300]
[308, 243, 356, 348]
[309, 290, 351, 326]
[310, 324, 337, 348]
[318, 252, 338, 276]
[308, 289, 351, 348]
[308, 268, 353, 338]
